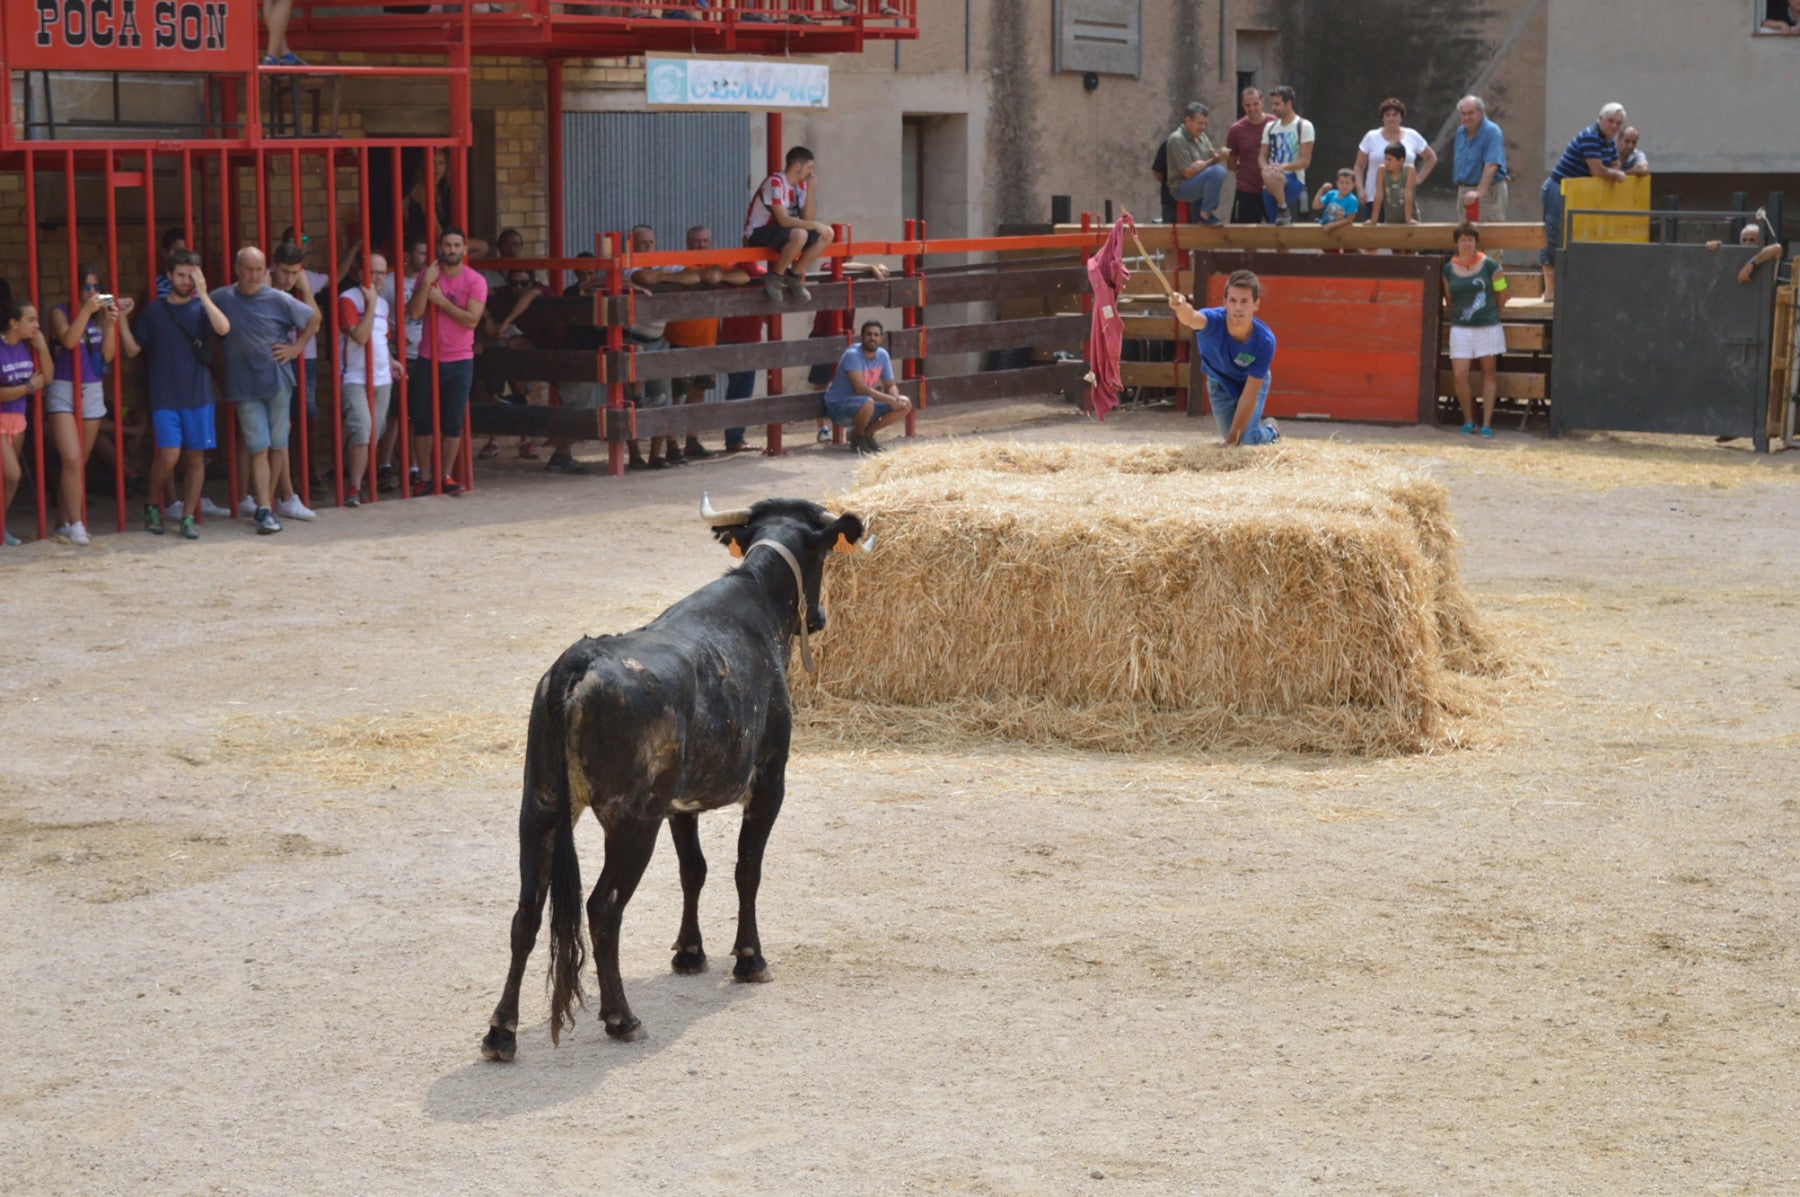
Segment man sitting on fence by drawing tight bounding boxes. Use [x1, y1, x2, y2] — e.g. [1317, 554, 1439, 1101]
[744, 145, 836, 302]
[823, 319, 910, 455]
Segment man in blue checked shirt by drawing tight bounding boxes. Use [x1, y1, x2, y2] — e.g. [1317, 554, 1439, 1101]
[1541, 103, 1629, 303]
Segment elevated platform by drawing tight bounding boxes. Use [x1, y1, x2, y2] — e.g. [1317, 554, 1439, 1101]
[286, 1, 916, 59]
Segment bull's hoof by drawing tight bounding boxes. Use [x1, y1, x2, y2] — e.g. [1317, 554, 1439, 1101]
[480, 1027, 517, 1062]
[671, 948, 709, 975]
[603, 1015, 643, 1041]
[732, 954, 772, 983]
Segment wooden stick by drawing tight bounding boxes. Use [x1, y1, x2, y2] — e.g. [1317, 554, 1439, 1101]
[1126, 222, 1176, 301]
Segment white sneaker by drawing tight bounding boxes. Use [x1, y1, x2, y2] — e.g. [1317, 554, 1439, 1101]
[237, 494, 257, 518]
[200, 497, 232, 519]
[816, 427, 832, 444]
[165, 500, 184, 520]
[275, 494, 316, 521]
[65, 521, 91, 546]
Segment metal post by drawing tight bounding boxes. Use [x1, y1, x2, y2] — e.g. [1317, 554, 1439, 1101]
[289, 147, 311, 510]
[602, 231, 627, 477]
[62, 149, 81, 536]
[392, 147, 410, 495]
[359, 145, 376, 506]
[901, 217, 920, 439]
[763, 111, 784, 458]
[427, 142, 443, 494]
[1172, 206, 1189, 413]
[828, 223, 847, 446]
[222, 147, 241, 514]
[326, 153, 345, 509]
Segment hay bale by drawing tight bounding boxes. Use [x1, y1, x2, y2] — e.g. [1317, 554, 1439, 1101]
[795, 441, 1504, 755]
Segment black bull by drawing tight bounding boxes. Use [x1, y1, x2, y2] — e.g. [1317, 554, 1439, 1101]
[481, 497, 866, 1061]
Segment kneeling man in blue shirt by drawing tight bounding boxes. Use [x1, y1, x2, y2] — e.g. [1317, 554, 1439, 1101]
[822, 319, 912, 454]
[1169, 269, 1281, 446]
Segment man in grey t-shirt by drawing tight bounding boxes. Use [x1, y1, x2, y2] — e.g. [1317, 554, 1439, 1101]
[209, 246, 318, 534]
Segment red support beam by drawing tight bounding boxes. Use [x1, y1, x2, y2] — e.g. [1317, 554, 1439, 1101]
[547, 60, 565, 296]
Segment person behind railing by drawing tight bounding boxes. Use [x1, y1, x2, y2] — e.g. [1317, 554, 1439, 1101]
[1761, 0, 1800, 33]
[1353, 98, 1436, 217]
[1223, 87, 1273, 226]
[0, 281, 54, 547]
[1452, 95, 1510, 222]
[1366, 143, 1418, 226]
[1442, 222, 1509, 439]
[622, 223, 701, 469]
[477, 258, 550, 463]
[1313, 168, 1361, 231]
[1706, 223, 1787, 286]
[1540, 102, 1628, 304]
[717, 257, 770, 456]
[1617, 127, 1650, 177]
[268, 231, 332, 505]
[261, 0, 304, 66]
[337, 254, 403, 507]
[822, 319, 910, 455]
[210, 247, 321, 535]
[376, 230, 430, 494]
[154, 228, 188, 301]
[744, 146, 836, 301]
[548, 252, 608, 474]
[111, 252, 230, 541]
[662, 224, 750, 462]
[45, 267, 132, 546]
[1164, 102, 1230, 228]
[405, 227, 488, 497]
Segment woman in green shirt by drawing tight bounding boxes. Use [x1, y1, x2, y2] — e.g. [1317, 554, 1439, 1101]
[1442, 222, 1508, 436]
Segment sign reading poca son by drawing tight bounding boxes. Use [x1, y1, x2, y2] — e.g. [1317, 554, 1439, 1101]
[646, 57, 828, 110]
[8, 0, 257, 72]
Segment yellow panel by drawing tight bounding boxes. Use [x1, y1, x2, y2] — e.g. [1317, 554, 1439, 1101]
[1562, 175, 1652, 244]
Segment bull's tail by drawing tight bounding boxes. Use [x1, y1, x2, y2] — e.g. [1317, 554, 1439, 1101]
[540, 668, 587, 1046]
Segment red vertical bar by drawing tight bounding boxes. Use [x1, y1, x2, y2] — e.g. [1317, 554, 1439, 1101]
[222, 148, 240, 515]
[763, 111, 785, 459]
[289, 148, 311, 510]
[450, 140, 472, 494]
[1171, 214, 1189, 414]
[61, 151, 81, 536]
[427, 144, 442, 494]
[325, 151, 345, 509]
[766, 112, 782, 177]
[547, 59, 565, 296]
[359, 145, 376, 506]
[23, 151, 40, 538]
[603, 231, 625, 477]
[828, 222, 848, 446]
[901, 217, 920, 439]
[102, 150, 122, 530]
[392, 146, 410, 495]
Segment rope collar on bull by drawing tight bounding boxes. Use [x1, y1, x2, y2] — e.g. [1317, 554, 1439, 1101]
[701, 494, 873, 673]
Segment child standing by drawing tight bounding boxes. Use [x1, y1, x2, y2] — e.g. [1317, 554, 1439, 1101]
[1313, 168, 1362, 230]
[1368, 142, 1417, 225]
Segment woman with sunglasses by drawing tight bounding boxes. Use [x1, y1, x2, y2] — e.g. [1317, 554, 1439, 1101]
[46, 267, 133, 546]
[1, 280, 54, 546]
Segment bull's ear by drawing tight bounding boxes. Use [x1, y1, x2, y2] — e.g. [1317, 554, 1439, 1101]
[820, 512, 864, 554]
[713, 526, 753, 558]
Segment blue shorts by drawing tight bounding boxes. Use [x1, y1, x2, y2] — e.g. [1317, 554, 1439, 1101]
[234, 388, 293, 454]
[824, 391, 891, 428]
[151, 404, 218, 452]
[1262, 173, 1306, 222]
[409, 357, 475, 437]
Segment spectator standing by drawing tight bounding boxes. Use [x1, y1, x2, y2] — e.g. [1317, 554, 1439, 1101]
[1164, 102, 1230, 226]
[210, 246, 320, 534]
[548, 253, 607, 474]
[1353, 98, 1436, 210]
[1258, 85, 1315, 226]
[1367, 143, 1418, 225]
[271, 234, 332, 494]
[114, 251, 230, 540]
[1224, 87, 1273, 225]
[1313, 169, 1362, 230]
[1618, 127, 1650, 176]
[822, 320, 911, 454]
[405, 227, 488, 497]
[476, 266, 551, 462]
[1541, 103, 1628, 303]
[744, 146, 836, 300]
[1442, 222, 1509, 438]
[154, 228, 187, 300]
[663, 224, 728, 461]
[377, 231, 429, 493]
[717, 260, 768, 455]
[1166, 270, 1282, 447]
[47, 269, 134, 545]
[1452, 95, 1510, 221]
[0, 283, 53, 546]
[621, 224, 687, 469]
[337, 253, 400, 505]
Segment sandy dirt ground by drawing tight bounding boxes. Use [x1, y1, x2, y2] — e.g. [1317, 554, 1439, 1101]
[2, 403, 1798, 1195]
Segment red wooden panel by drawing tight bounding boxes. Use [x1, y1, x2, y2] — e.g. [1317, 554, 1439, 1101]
[1200, 274, 1426, 423]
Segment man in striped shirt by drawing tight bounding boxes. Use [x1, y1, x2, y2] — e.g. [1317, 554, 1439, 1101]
[1540, 103, 1628, 303]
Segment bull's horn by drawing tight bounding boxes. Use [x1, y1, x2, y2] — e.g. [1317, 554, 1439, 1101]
[701, 492, 753, 528]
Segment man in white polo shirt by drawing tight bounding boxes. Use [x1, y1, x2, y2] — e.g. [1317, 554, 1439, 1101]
[337, 253, 399, 506]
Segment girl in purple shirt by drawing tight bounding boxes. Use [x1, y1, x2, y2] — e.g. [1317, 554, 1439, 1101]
[1, 282, 54, 546]
[47, 266, 132, 546]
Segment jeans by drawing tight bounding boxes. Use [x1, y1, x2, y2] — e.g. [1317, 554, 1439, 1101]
[1171, 163, 1228, 218]
[1205, 374, 1278, 446]
[723, 368, 754, 447]
[235, 387, 293, 453]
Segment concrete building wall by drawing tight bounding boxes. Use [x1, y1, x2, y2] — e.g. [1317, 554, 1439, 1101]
[1547, 1, 1793, 175]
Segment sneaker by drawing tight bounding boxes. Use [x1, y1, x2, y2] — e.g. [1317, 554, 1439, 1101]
[439, 474, 462, 496]
[200, 497, 233, 519]
[65, 521, 91, 547]
[1479, 425, 1495, 439]
[261, 54, 280, 66]
[237, 494, 257, 518]
[647, 456, 669, 471]
[831, 0, 854, 9]
[816, 426, 833, 444]
[879, 1, 899, 12]
[784, 273, 812, 302]
[275, 494, 316, 521]
[723, 441, 748, 454]
[545, 454, 588, 475]
[477, 439, 501, 459]
[1261, 417, 1281, 442]
[2, 529, 21, 547]
[165, 500, 184, 520]
[852, 434, 882, 455]
[178, 516, 200, 540]
[664, 443, 686, 466]
[1198, 214, 1223, 227]
[254, 507, 282, 535]
[1274, 207, 1293, 226]
[683, 439, 711, 460]
[411, 475, 435, 498]
[343, 491, 362, 508]
[518, 439, 540, 460]
[762, 274, 785, 302]
[377, 464, 399, 493]
[1460, 422, 1475, 435]
[276, 52, 305, 66]
[143, 503, 165, 535]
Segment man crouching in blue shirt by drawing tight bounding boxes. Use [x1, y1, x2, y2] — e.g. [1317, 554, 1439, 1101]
[822, 319, 912, 454]
[1169, 269, 1281, 446]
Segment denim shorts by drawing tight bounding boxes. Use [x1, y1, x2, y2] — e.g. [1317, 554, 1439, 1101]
[152, 404, 218, 452]
[409, 358, 475, 437]
[235, 388, 293, 454]
[46, 379, 107, 419]
[824, 391, 891, 428]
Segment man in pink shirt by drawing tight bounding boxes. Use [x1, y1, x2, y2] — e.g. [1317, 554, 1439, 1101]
[404, 227, 487, 497]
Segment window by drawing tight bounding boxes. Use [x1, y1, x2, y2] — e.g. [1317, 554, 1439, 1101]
[1757, 0, 1799, 34]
